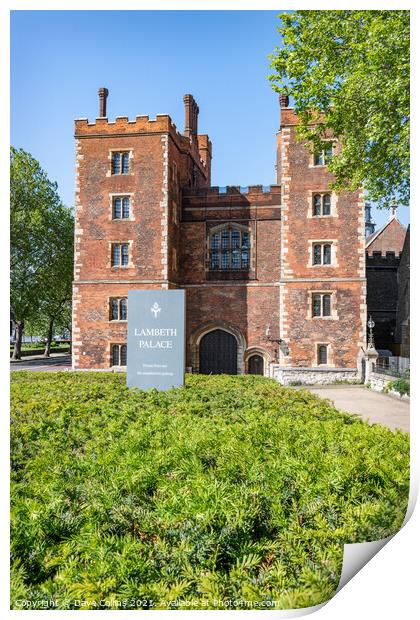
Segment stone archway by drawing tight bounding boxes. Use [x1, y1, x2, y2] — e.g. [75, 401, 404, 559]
[189, 322, 246, 374]
[244, 347, 271, 377]
[199, 329, 237, 374]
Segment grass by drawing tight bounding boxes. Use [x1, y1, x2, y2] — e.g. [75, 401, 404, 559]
[10, 372, 409, 610]
[10, 342, 70, 352]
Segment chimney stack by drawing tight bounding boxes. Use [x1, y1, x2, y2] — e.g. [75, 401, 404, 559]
[183, 94, 199, 141]
[98, 87, 109, 117]
[279, 93, 290, 108]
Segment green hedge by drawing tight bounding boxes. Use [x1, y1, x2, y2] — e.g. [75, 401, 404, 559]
[10, 373, 409, 610]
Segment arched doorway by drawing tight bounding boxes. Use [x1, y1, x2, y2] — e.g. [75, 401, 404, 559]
[248, 354, 264, 375]
[199, 329, 238, 374]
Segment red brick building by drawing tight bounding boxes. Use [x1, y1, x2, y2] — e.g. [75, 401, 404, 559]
[72, 90, 366, 384]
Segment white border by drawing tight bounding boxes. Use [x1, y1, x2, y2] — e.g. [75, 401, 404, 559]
[3, 2, 418, 619]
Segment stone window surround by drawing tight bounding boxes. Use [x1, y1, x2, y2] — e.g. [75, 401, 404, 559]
[171, 198, 179, 225]
[108, 296, 128, 322]
[205, 222, 254, 273]
[109, 342, 127, 368]
[108, 240, 134, 269]
[109, 193, 135, 221]
[314, 341, 334, 367]
[307, 290, 338, 320]
[307, 190, 338, 218]
[307, 239, 338, 268]
[308, 139, 337, 168]
[106, 149, 134, 177]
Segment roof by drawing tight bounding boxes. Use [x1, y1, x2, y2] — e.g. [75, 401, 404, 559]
[365, 217, 406, 249]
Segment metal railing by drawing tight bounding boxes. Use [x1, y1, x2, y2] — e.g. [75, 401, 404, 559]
[375, 356, 410, 378]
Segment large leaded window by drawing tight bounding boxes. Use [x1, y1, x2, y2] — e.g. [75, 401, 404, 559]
[210, 226, 250, 270]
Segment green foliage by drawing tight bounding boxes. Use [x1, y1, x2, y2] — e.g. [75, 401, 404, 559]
[10, 147, 74, 356]
[390, 378, 410, 396]
[269, 10, 409, 207]
[10, 374, 409, 610]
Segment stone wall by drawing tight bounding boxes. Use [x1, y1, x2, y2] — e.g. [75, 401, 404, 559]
[272, 366, 360, 386]
[369, 371, 410, 400]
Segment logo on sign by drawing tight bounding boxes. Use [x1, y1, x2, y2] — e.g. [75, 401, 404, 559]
[150, 302, 162, 318]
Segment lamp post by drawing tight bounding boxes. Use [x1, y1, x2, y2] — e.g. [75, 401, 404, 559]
[363, 315, 378, 384]
[367, 315, 375, 348]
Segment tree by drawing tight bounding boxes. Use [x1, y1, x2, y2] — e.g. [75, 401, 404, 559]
[24, 207, 73, 357]
[10, 148, 74, 359]
[269, 10, 409, 208]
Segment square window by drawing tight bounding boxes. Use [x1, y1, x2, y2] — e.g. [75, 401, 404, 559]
[314, 144, 333, 166]
[111, 152, 130, 175]
[111, 343, 127, 366]
[312, 242, 333, 266]
[111, 243, 130, 267]
[110, 298, 128, 321]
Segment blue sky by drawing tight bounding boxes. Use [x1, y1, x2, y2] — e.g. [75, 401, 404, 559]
[10, 9, 408, 229]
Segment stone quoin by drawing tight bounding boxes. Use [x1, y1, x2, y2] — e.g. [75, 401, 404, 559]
[72, 89, 368, 383]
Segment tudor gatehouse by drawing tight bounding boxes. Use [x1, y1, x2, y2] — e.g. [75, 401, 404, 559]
[72, 89, 367, 384]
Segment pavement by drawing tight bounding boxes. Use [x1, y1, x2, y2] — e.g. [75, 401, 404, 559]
[10, 353, 72, 372]
[297, 384, 409, 433]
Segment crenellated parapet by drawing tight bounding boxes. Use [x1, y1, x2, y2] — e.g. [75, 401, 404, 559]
[74, 114, 189, 146]
[182, 185, 281, 221]
[366, 251, 402, 267]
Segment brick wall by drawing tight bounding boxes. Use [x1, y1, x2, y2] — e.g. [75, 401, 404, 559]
[277, 108, 366, 370]
[366, 217, 406, 256]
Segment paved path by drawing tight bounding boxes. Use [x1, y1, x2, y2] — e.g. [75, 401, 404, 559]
[297, 384, 409, 433]
[10, 353, 72, 372]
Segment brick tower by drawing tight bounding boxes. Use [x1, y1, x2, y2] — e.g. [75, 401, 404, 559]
[275, 97, 366, 382]
[72, 90, 211, 369]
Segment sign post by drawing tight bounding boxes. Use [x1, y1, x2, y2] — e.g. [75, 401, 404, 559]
[127, 290, 185, 390]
